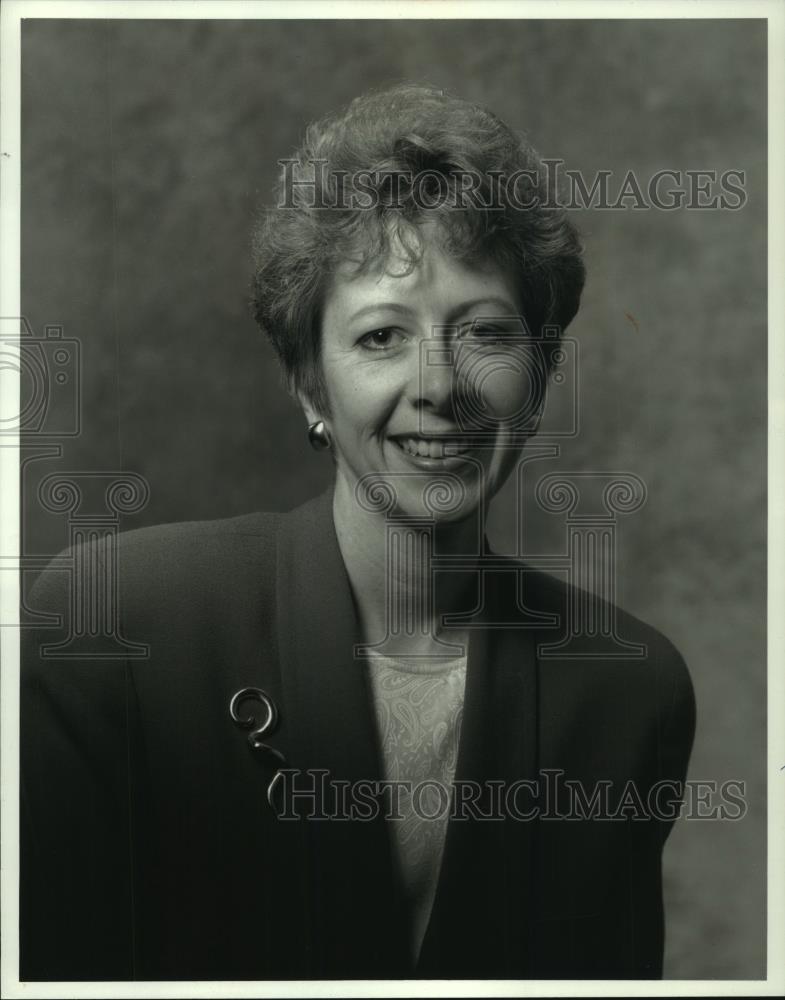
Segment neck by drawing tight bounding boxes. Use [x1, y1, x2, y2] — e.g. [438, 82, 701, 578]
[331, 475, 483, 657]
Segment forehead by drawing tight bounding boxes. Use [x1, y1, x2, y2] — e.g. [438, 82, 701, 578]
[323, 225, 520, 321]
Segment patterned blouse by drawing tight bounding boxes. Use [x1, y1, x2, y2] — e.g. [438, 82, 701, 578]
[366, 652, 468, 964]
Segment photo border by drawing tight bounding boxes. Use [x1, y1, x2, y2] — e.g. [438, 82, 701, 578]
[2, 1, 782, 997]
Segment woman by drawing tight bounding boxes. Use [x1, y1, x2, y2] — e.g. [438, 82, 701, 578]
[21, 84, 695, 981]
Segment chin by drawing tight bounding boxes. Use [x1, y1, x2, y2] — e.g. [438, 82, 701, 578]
[388, 480, 486, 527]
[345, 452, 495, 526]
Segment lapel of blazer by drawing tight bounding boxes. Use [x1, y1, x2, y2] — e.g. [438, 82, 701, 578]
[274, 487, 409, 976]
[275, 487, 539, 976]
[417, 564, 540, 976]
[275, 486, 384, 785]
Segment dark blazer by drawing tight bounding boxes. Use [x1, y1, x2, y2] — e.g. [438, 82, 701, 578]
[20, 487, 695, 981]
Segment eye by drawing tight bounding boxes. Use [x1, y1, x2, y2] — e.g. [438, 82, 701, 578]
[359, 328, 405, 351]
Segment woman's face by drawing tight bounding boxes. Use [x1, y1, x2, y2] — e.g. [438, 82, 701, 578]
[308, 229, 542, 523]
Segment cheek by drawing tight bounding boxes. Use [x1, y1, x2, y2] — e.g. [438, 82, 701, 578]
[465, 366, 539, 429]
[325, 360, 402, 435]
[327, 373, 393, 440]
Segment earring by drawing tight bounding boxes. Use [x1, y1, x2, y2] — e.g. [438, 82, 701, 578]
[308, 420, 331, 451]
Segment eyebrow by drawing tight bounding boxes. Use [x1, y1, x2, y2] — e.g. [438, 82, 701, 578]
[348, 297, 523, 325]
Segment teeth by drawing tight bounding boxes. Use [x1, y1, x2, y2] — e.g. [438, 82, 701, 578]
[396, 437, 469, 459]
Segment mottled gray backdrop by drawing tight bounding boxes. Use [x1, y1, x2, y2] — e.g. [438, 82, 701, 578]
[21, 18, 766, 979]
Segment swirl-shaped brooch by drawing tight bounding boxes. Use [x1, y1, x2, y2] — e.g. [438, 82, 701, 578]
[229, 687, 287, 810]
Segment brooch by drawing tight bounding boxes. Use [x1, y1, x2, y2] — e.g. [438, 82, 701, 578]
[229, 687, 287, 809]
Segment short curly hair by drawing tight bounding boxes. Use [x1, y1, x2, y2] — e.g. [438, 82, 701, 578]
[251, 83, 585, 415]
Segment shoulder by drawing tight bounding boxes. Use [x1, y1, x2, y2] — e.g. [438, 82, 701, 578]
[26, 509, 283, 617]
[516, 563, 696, 776]
[512, 562, 694, 703]
[522, 563, 683, 653]
[114, 507, 281, 550]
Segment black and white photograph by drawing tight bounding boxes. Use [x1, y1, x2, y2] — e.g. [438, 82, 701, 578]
[1, 0, 779, 994]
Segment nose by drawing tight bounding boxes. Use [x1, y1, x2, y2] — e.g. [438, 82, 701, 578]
[409, 341, 456, 414]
